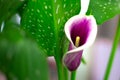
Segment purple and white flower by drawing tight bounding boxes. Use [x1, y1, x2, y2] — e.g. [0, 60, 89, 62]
[63, 0, 97, 71]
[63, 15, 97, 71]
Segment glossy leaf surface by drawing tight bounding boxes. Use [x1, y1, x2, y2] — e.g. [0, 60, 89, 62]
[87, 0, 120, 24]
[21, 0, 80, 56]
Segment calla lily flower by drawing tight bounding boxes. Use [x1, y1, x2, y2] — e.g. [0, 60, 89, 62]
[63, 0, 97, 71]
[63, 15, 97, 71]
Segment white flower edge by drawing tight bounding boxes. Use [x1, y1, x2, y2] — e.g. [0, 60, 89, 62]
[64, 15, 97, 54]
[80, 0, 90, 15]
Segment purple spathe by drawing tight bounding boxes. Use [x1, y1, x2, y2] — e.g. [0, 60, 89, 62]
[64, 43, 83, 71]
[71, 17, 91, 46]
[63, 15, 97, 71]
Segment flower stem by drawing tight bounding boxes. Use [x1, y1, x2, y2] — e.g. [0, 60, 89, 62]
[104, 17, 120, 80]
[71, 71, 77, 80]
[55, 56, 64, 80]
[55, 54, 68, 80]
[63, 67, 68, 80]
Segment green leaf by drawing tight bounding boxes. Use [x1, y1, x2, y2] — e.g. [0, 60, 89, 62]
[87, 0, 120, 24]
[0, 0, 24, 25]
[0, 22, 48, 80]
[21, 0, 80, 56]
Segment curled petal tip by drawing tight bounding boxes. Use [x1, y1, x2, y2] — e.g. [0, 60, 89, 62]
[63, 51, 83, 71]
